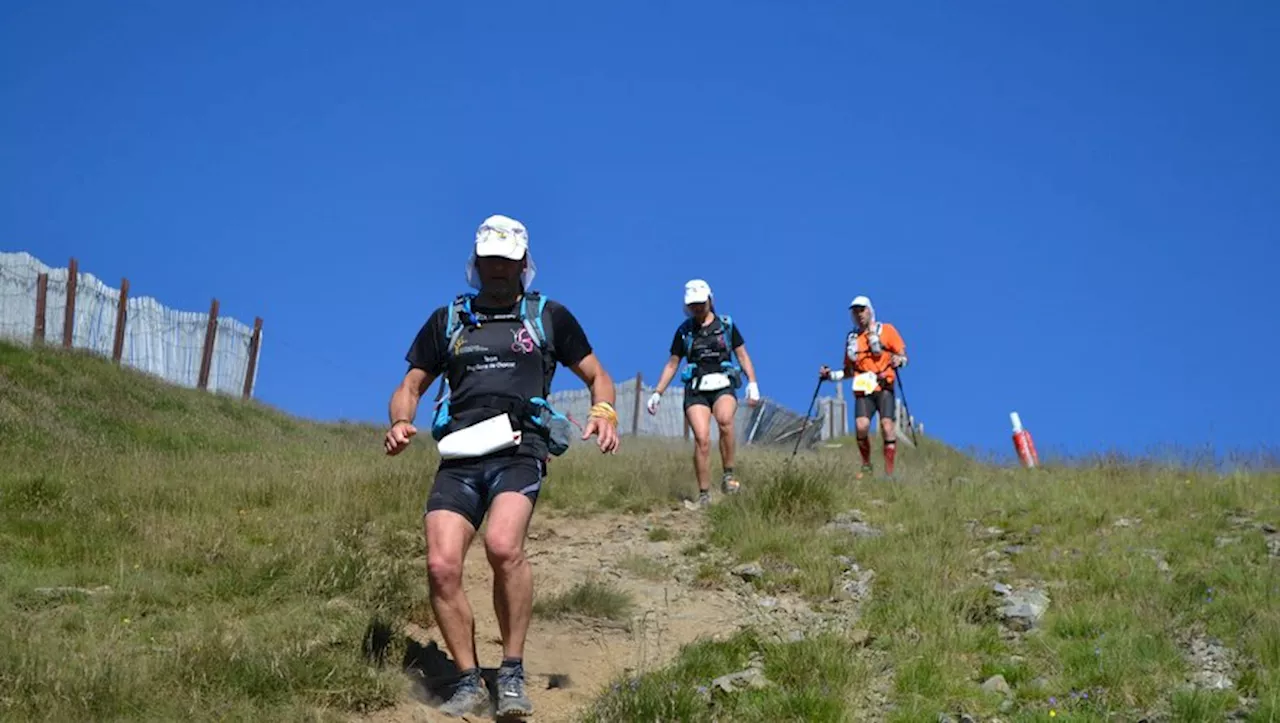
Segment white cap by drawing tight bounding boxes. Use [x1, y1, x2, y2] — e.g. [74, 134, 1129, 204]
[465, 214, 537, 290]
[1010, 411, 1023, 432]
[684, 278, 712, 305]
[474, 214, 529, 260]
[849, 295, 872, 309]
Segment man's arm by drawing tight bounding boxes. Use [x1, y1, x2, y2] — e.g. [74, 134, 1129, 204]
[568, 353, 616, 407]
[389, 367, 436, 425]
[885, 324, 908, 366]
[385, 367, 436, 455]
[549, 302, 619, 453]
[384, 309, 447, 456]
[843, 332, 859, 376]
[568, 353, 619, 453]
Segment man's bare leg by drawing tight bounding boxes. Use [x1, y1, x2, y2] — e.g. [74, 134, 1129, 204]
[880, 414, 898, 477]
[425, 508, 489, 716]
[484, 492, 535, 660]
[485, 491, 537, 716]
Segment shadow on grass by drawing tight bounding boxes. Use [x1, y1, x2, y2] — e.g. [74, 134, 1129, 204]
[362, 616, 574, 718]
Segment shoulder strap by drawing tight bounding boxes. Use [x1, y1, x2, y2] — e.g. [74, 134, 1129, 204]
[679, 318, 695, 359]
[719, 314, 741, 367]
[519, 290, 550, 348]
[521, 291, 557, 395]
[719, 314, 734, 343]
[443, 293, 476, 358]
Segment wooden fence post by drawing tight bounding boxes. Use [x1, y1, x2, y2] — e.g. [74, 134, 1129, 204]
[242, 317, 263, 399]
[34, 273, 48, 345]
[630, 372, 643, 436]
[197, 298, 219, 391]
[63, 257, 78, 349]
[112, 278, 129, 363]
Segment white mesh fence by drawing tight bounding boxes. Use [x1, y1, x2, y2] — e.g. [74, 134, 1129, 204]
[544, 374, 921, 450]
[0, 251, 262, 397]
[545, 377, 841, 451]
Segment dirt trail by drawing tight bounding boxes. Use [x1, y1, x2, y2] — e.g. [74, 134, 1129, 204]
[356, 503, 760, 723]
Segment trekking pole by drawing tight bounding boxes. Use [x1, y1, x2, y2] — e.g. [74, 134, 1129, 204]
[894, 369, 919, 446]
[791, 377, 824, 460]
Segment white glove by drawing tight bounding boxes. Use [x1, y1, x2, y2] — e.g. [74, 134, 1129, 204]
[892, 354, 908, 368]
[746, 382, 759, 402]
[646, 391, 662, 415]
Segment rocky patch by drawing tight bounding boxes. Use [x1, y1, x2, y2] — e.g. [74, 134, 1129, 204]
[822, 509, 883, 539]
[992, 581, 1051, 632]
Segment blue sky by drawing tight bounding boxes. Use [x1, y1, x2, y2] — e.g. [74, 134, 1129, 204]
[2, 1, 1276, 462]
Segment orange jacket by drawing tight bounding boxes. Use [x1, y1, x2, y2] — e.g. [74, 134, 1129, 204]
[843, 322, 906, 388]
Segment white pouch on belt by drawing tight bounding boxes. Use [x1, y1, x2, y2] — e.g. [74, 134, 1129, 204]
[437, 413, 522, 460]
[696, 372, 732, 392]
[852, 372, 880, 395]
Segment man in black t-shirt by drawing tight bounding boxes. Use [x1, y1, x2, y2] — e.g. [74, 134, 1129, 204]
[646, 279, 760, 507]
[382, 214, 620, 718]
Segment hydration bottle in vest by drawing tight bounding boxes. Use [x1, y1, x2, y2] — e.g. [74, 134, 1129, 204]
[1010, 411, 1039, 469]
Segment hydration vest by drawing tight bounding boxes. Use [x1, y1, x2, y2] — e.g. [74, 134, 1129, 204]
[847, 321, 885, 359]
[678, 314, 743, 386]
[429, 290, 573, 456]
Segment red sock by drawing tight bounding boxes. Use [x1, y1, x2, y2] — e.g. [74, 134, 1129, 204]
[858, 437, 871, 465]
[884, 441, 897, 475]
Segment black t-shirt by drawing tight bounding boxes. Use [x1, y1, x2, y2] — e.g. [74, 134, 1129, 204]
[669, 315, 745, 377]
[405, 295, 593, 460]
[406, 298, 592, 375]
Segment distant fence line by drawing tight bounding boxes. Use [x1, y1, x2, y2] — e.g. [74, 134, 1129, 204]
[545, 371, 918, 451]
[0, 251, 263, 398]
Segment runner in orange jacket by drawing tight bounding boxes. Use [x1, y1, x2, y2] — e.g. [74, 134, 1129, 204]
[819, 295, 908, 478]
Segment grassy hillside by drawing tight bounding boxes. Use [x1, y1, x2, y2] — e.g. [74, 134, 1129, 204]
[585, 444, 1280, 721]
[0, 340, 694, 721]
[3, 339, 1279, 722]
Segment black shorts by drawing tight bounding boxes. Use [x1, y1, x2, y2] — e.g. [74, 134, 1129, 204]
[855, 388, 896, 422]
[684, 387, 737, 410]
[425, 455, 545, 530]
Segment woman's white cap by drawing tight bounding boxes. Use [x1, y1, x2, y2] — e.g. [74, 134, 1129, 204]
[684, 279, 713, 305]
[465, 214, 536, 290]
[849, 294, 872, 309]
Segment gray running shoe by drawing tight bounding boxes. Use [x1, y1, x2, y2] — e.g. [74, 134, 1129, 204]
[495, 662, 533, 718]
[438, 669, 488, 717]
[698, 490, 711, 508]
[721, 471, 741, 494]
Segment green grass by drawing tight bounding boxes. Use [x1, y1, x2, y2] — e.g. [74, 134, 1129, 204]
[618, 553, 671, 581]
[0, 341, 684, 721]
[4, 340, 1279, 722]
[647, 525, 675, 541]
[579, 628, 872, 722]
[532, 578, 633, 621]
[575, 434, 1279, 721]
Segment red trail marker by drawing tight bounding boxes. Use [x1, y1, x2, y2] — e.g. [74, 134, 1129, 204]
[1010, 411, 1039, 468]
